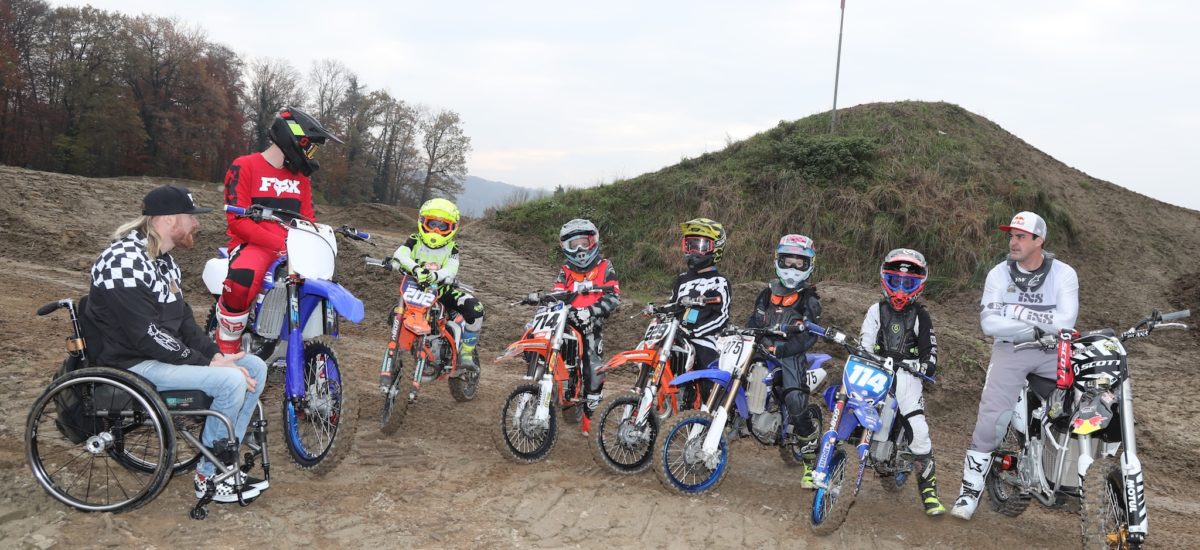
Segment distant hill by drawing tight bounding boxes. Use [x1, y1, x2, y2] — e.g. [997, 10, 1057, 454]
[455, 175, 546, 217]
[488, 101, 1200, 315]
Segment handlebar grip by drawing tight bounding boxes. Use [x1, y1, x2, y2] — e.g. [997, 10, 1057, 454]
[364, 257, 388, 268]
[37, 300, 65, 316]
[804, 321, 826, 337]
[224, 205, 246, 216]
[1161, 309, 1191, 322]
[356, 230, 371, 240]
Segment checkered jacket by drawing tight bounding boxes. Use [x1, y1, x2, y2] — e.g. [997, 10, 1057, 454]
[85, 230, 219, 369]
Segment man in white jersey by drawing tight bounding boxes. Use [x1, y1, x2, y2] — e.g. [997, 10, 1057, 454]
[950, 211, 1080, 520]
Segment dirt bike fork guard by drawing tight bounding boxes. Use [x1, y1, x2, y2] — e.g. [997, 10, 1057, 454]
[1055, 328, 1077, 390]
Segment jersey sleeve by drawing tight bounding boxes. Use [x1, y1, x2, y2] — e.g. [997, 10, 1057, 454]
[979, 265, 1036, 341]
[860, 302, 881, 351]
[594, 262, 621, 317]
[916, 305, 939, 377]
[390, 235, 420, 273]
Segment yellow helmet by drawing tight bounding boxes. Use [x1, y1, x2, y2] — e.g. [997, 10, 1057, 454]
[417, 198, 460, 249]
[680, 217, 726, 270]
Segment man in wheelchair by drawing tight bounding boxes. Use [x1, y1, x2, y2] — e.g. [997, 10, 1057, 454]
[84, 185, 269, 503]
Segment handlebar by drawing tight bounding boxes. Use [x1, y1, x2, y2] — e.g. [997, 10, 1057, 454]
[517, 287, 617, 306]
[1014, 308, 1191, 351]
[1159, 309, 1190, 322]
[37, 299, 72, 316]
[804, 320, 935, 383]
[226, 205, 370, 242]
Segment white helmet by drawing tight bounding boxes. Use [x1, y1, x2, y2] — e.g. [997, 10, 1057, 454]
[775, 234, 815, 289]
[559, 218, 600, 270]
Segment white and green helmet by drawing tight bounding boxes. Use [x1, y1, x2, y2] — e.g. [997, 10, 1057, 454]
[560, 218, 600, 270]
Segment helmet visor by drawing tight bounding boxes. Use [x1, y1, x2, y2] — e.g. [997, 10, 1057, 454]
[561, 234, 596, 253]
[682, 236, 714, 255]
[421, 216, 456, 236]
[883, 271, 925, 293]
[777, 254, 811, 271]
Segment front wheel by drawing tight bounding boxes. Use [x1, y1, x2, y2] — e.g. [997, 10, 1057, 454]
[810, 446, 860, 535]
[1081, 456, 1136, 550]
[591, 394, 660, 475]
[282, 342, 356, 474]
[493, 384, 558, 463]
[653, 409, 730, 495]
[380, 356, 409, 435]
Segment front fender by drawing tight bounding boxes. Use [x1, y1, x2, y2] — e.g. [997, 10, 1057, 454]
[302, 279, 364, 323]
[669, 368, 749, 418]
[495, 338, 550, 364]
[599, 348, 658, 374]
[848, 396, 882, 433]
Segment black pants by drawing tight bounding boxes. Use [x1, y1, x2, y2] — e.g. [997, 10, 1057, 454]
[777, 354, 817, 437]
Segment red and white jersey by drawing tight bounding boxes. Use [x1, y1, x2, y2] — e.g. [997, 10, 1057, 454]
[223, 152, 315, 252]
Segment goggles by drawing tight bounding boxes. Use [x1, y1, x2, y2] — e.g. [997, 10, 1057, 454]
[682, 236, 714, 255]
[561, 233, 597, 253]
[421, 216, 457, 236]
[777, 254, 811, 270]
[882, 271, 926, 293]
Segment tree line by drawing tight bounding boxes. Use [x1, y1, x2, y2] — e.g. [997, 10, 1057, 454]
[0, 0, 470, 205]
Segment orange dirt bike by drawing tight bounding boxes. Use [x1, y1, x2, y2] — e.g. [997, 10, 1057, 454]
[492, 284, 617, 463]
[589, 297, 717, 474]
[365, 257, 480, 435]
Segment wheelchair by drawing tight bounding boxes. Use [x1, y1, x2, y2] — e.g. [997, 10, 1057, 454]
[25, 297, 272, 520]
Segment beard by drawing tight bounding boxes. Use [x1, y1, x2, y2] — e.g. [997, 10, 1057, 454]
[174, 226, 197, 249]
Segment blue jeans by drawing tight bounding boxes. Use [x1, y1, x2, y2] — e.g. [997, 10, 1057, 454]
[130, 356, 268, 476]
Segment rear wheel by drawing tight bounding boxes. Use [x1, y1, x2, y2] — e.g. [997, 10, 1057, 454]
[282, 342, 355, 474]
[987, 427, 1032, 517]
[494, 384, 558, 463]
[591, 394, 660, 475]
[810, 446, 860, 535]
[1081, 456, 1136, 550]
[26, 368, 174, 513]
[448, 364, 480, 402]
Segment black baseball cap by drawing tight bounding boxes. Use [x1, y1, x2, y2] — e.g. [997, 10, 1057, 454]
[142, 185, 213, 215]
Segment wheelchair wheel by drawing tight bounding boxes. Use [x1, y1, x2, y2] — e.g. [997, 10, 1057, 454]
[26, 367, 175, 513]
[112, 414, 204, 477]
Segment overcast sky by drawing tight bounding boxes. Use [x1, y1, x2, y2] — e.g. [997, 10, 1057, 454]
[58, 0, 1199, 210]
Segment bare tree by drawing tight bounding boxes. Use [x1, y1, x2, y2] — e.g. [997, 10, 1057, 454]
[309, 58, 349, 123]
[417, 108, 470, 204]
[241, 56, 305, 151]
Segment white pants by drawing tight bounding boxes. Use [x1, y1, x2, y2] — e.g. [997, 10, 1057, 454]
[895, 370, 932, 455]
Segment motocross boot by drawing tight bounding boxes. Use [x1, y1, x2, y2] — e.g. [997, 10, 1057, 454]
[458, 330, 480, 371]
[913, 454, 946, 516]
[950, 449, 992, 520]
[215, 303, 249, 355]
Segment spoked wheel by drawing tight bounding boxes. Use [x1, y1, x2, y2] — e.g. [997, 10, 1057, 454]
[1081, 456, 1136, 550]
[591, 394, 660, 475]
[380, 354, 409, 435]
[113, 413, 204, 477]
[493, 384, 558, 463]
[987, 427, 1031, 517]
[282, 342, 355, 474]
[448, 365, 480, 402]
[26, 368, 175, 513]
[653, 410, 730, 495]
[810, 446, 860, 535]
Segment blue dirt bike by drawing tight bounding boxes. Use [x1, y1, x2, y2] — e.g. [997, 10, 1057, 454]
[202, 204, 368, 474]
[804, 321, 934, 535]
[652, 325, 830, 496]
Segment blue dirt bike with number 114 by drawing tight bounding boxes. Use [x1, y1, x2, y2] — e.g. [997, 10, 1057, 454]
[804, 321, 935, 535]
[202, 204, 369, 475]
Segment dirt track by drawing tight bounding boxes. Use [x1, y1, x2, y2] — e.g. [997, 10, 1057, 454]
[0, 167, 1197, 548]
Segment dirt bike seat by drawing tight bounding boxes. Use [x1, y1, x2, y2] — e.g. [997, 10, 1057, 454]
[1025, 374, 1057, 402]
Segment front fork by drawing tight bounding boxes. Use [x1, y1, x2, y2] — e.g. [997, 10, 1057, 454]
[700, 377, 742, 455]
[285, 283, 305, 402]
[1118, 379, 1148, 541]
[813, 397, 846, 488]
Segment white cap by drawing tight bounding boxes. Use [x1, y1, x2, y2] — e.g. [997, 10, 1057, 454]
[999, 211, 1047, 239]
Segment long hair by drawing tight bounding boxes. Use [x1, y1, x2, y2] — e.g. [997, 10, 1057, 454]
[111, 216, 164, 258]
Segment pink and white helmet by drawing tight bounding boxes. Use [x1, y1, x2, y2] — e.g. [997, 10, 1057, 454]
[775, 234, 815, 289]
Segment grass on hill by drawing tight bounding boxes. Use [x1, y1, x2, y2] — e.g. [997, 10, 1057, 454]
[490, 101, 1077, 295]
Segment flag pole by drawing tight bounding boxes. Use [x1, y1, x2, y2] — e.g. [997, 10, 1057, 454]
[830, 0, 846, 133]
